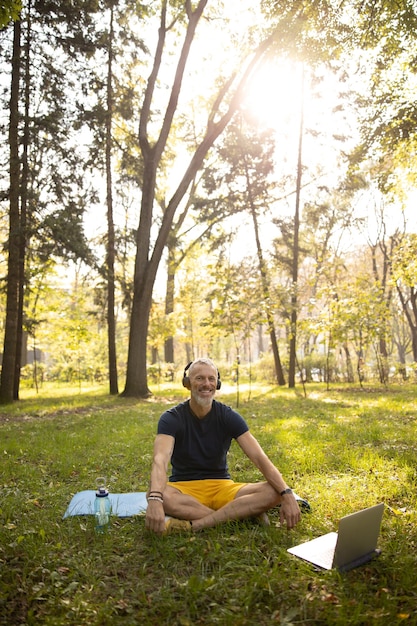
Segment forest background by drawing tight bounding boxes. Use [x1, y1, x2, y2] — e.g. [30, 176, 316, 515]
[1, 0, 417, 403]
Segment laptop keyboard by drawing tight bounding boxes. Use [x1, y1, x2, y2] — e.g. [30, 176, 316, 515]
[310, 546, 335, 568]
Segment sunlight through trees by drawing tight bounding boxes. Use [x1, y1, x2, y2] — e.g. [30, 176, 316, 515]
[1, 1, 417, 400]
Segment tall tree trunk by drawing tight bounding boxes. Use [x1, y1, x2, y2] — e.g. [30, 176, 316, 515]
[245, 162, 285, 386]
[378, 338, 389, 384]
[14, 2, 31, 401]
[396, 284, 417, 362]
[288, 65, 304, 388]
[343, 343, 354, 383]
[0, 19, 21, 404]
[164, 240, 176, 364]
[106, 5, 118, 395]
[370, 238, 393, 386]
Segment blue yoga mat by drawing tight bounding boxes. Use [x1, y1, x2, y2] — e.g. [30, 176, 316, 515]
[63, 490, 310, 519]
[63, 491, 148, 519]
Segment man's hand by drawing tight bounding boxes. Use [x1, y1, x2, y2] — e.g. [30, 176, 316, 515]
[279, 494, 301, 529]
[145, 500, 166, 534]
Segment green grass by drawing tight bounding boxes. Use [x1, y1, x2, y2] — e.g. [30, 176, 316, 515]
[1, 382, 416, 625]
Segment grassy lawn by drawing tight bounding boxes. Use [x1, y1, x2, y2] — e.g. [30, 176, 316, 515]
[0, 382, 416, 625]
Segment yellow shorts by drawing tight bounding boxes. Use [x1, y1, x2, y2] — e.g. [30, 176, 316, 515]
[169, 479, 247, 510]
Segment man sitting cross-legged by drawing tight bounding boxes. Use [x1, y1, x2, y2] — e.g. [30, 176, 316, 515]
[145, 358, 301, 534]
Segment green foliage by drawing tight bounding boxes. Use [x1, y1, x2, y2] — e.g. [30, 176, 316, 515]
[204, 257, 266, 341]
[21, 269, 129, 387]
[346, 4, 417, 196]
[1, 383, 417, 624]
[392, 233, 417, 287]
[0, 0, 21, 27]
[148, 301, 177, 358]
[250, 352, 280, 384]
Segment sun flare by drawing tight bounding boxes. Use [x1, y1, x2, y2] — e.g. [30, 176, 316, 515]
[241, 56, 355, 180]
[242, 59, 304, 133]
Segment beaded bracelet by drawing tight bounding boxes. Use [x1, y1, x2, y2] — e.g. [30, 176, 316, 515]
[147, 496, 164, 503]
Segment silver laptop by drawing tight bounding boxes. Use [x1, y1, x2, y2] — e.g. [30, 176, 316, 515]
[287, 503, 384, 572]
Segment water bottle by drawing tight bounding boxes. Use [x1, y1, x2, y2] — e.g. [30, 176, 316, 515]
[94, 477, 111, 533]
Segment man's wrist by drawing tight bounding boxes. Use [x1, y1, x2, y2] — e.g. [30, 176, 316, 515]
[147, 493, 164, 504]
[280, 488, 293, 496]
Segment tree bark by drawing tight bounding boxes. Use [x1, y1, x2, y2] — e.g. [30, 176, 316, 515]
[164, 240, 176, 364]
[0, 19, 21, 404]
[14, 7, 31, 400]
[106, 5, 118, 395]
[343, 343, 354, 383]
[396, 284, 417, 362]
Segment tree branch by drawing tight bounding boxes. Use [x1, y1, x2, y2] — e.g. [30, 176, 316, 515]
[139, 0, 168, 157]
[155, 0, 209, 162]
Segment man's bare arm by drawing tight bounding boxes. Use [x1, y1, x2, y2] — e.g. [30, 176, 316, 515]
[145, 434, 174, 534]
[237, 431, 301, 528]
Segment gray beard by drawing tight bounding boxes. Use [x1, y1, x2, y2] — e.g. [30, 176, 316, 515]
[193, 394, 213, 409]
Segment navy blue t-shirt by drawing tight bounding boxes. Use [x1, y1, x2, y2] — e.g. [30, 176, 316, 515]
[157, 399, 249, 481]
